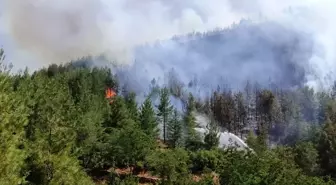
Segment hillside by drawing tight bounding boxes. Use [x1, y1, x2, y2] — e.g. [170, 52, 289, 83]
[114, 21, 313, 98]
[1, 44, 336, 184]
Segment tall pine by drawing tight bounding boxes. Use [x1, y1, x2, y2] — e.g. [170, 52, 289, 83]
[157, 87, 173, 143]
[0, 65, 29, 184]
[204, 116, 220, 150]
[167, 109, 183, 148]
[140, 97, 158, 139]
[125, 92, 139, 122]
[183, 93, 200, 148]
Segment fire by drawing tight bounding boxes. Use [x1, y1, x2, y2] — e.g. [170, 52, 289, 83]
[105, 88, 116, 104]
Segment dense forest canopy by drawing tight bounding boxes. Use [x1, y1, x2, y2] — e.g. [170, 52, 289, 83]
[1, 20, 336, 185]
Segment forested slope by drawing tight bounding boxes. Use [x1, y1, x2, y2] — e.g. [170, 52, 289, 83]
[2, 46, 336, 184]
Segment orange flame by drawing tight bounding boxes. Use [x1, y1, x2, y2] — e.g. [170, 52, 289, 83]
[105, 88, 116, 99]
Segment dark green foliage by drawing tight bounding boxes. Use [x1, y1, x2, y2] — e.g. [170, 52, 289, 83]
[246, 129, 269, 154]
[184, 93, 201, 149]
[167, 109, 183, 148]
[190, 150, 225, 173]
[139, 97, 159, 138]
[110, 121, 155, 167]
[103, 96, 130, 130]
[157, 87, 174, 143]
[294, 141, 320, 176]
[124, 92, 140, 122]
[246, 130, 267, 154]
[145, 148, 190, 185]
[108, 173, 139, 185]
[219, 148, 331, 185]
[318, 121, 336, 179]
[204, 117, 220, 150]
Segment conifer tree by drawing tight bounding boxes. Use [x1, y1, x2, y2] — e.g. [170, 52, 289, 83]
[167, 109, 183, 148]
[140, 97, 158, 138]
[204, 116, 220, 150]
[317, 102, 336, 178]
[0, 72, 29, 184]
[157, 87, 174, 143]
[234, 92, 247, 136]
[183, 93, 199, 147]
[256, 89, 275, 146]
[103, 96, 130, 130]
[111, 120, 154, 167]
[125, 92, 139, 122]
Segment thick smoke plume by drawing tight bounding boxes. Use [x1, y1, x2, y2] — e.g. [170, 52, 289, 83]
[1, 0, 246, 65]
[119, 21, 312, 99]
[0, 0, 336, 90]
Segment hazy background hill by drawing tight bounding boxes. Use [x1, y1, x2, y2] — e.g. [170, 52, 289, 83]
[114, 21, 314, 99]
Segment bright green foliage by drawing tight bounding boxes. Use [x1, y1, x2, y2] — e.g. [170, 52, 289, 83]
[30, 76, 77, 154]
[0, 74, 29, 185]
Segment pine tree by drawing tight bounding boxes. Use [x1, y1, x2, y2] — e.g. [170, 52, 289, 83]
[140, 97, 158, 138]
[298, 86, 317, 123]
[0, 72, 29, 184]
[317, 101, 336, 178]
[103, 96, 130, 130]
[222, 91, 236, 132]
[157, 87, 174, 143]
[234, 92, 247, 137]
[111, 120, 154, 167]
[204, 116, 220, 150]
[318, 120, 336, 178]
[255, 89, 275, 145]
[125, 92, 139, 122]
[184, 93, 199, 147]
[167, 109, 183, 148]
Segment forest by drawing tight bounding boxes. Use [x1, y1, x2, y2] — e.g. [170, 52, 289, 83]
[2, 40, 336, 185]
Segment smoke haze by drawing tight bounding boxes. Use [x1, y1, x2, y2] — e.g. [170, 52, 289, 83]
[0, 0, 336, 90]
[118, 21, 313, 99]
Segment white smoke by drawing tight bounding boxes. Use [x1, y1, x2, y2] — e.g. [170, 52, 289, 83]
[0, 0, 242, 65]
[0, 0, 336, 88]
[194, 113, 249, 149]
